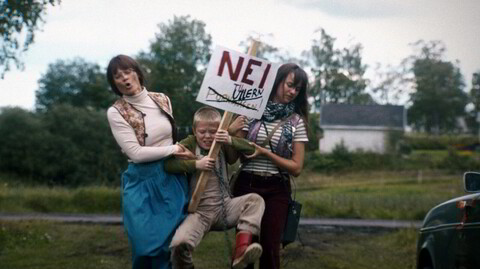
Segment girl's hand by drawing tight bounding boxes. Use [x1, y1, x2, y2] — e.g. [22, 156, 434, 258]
[228, 116, 246, 135]
[196, 156, 215, 171]
[173, 144, 196, 160]
[215, 129, 232, 145]
[244, 142, 266, 159]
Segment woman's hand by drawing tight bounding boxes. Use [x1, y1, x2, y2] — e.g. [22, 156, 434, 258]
[215, 129, 232, 145]
[195, 156, 215, 171]
[173, 144, 196, 160]
[228, 116, 246, 136]
[244, 142, 267, 159]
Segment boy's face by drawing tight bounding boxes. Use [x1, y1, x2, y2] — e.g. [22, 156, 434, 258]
[194, 121, 219, 150]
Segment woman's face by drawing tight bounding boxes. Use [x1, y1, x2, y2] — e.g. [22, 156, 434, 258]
[272, 72, 301, 104]
[113, 68, 142, 96]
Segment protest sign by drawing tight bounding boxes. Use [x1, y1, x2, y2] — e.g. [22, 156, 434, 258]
[196, 45, 279, 119]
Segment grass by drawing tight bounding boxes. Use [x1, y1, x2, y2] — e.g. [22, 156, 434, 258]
[0, 220, 417, 269]
[0, 184, 121, 213]
[295, 170, 465, 220]
[2, 170, 455, 268]
[0, 170, 466, 221]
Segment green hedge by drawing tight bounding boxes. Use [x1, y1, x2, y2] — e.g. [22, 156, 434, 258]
[305, 145, 480, 173]
[404, 134, 477, 150]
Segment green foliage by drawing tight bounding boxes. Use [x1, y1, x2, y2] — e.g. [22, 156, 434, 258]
[0, 106, 126, 186]
[0, 107, 48, 179]
[306, 112, 321, 151]
[38, 104, 126, 185]
[404, 134, 477, 150]
[305, 28, 371, 110]
[407, 40, 468, 133]
[305, 137, 480, 173]
[35, 58, 114, 111]
[466, 72, 480, 133]
[137, 15, 212, 126]
[440, 148, 480, 172]
[0, 0, 61, 77]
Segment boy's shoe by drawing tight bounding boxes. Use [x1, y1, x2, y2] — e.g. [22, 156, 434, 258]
[231, 231, 263, 269]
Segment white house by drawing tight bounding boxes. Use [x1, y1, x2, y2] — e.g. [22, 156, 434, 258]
[319, 104, 406, 153]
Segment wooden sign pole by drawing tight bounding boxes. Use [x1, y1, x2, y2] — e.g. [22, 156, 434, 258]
[188, 40, 260, 213]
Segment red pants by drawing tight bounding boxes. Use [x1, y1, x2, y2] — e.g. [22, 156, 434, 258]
[233, 171, 291, 269]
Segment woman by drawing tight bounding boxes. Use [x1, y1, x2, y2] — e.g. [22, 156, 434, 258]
[231, 63, 309, 269]
[106, 55, 189, 269]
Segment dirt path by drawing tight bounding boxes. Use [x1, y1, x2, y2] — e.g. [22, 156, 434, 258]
[0, 212, 422, 228]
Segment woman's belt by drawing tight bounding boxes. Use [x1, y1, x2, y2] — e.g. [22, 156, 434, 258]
[249, 171, 280, 178]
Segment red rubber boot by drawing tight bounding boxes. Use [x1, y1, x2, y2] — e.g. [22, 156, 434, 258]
[231, 231, 262, 269]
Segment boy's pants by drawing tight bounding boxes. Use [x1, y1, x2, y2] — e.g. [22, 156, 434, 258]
[169, 193, 265, 269]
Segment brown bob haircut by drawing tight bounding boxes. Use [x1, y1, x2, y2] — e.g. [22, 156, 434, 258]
[106, 55, 145, 96]
[269, 63, 309, 123]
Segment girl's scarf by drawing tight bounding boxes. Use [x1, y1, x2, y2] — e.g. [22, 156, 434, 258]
[261, 101, 295, 122]
[250, 101, 297, 157]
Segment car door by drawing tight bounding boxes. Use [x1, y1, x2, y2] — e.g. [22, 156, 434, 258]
[454, 195, 480, 268]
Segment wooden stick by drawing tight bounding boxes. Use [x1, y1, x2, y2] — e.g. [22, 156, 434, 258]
[188, 40, 261, 213]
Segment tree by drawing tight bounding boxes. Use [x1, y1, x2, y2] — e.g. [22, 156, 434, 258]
[0, 107, 48, 180]
[39, 104, 125, 185]
[238, 35, 303, 64]
[304, 28, 370, 111]
[466, 72, 480, 134]
[407, 40, 468, 133]
[370, 62, 412, 105]
[470, 72, 480, 114]
[0, 105, 125, 186]
[137, 15, 212, 126]
[35, 58, 114, 111]
[0, 0, 60, 77]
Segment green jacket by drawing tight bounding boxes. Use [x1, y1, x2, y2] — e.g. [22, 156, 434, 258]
[164, 135, 255, 174]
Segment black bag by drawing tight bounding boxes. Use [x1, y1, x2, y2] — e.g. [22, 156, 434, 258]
[282, 199, 302, 247]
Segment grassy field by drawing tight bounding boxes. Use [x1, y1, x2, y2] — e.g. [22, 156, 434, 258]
[0, 170, 466, 268]
[0, 220, 417, 269]
[0, 170, 466, 220]
[295, 170, 465, 220]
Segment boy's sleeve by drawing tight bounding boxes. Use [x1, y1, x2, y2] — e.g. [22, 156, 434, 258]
[224, 136, 256, 164]
[164, 135, 197, 174]
[231, 137, 255, 155]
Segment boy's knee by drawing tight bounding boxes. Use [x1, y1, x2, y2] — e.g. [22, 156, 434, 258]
[248, 193, 265, 211]
[170, 232, 189, 249]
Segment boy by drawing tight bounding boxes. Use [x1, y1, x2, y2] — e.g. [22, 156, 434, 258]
[165, 107, 265, 269]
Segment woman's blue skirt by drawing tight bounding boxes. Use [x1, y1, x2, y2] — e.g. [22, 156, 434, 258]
[122, 159, 189, 259]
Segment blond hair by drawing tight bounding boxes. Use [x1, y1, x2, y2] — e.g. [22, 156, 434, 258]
[193, 106, 221, 129]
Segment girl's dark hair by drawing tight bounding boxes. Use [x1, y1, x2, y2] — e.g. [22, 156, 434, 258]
[106, 55, 145, 96]
[269, 63, 309, 129]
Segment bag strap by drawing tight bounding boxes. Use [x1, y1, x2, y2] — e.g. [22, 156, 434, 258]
[240, 115, 292, 168]
[261, 115, 298, 202]
[260, 114, 294, 147]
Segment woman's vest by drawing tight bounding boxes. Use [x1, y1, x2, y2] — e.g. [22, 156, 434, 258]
[246, 114, 301, 159]
[112, 92, 177, 145]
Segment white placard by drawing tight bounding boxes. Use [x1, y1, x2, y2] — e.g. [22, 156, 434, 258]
[196, 46, 279, 119]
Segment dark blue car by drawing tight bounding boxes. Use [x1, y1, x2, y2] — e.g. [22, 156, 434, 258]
[416, 172, 480, 269]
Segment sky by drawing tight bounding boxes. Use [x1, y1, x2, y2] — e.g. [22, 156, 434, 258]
[1, 0, 479, 110]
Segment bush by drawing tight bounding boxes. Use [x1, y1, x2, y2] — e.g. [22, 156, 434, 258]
[405, 134, 477, 150]
[305, 144, 480, 173]
[440, 148, 480, 172]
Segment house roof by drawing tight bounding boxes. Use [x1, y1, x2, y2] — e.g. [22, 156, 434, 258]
[320, 104, 405, 128]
